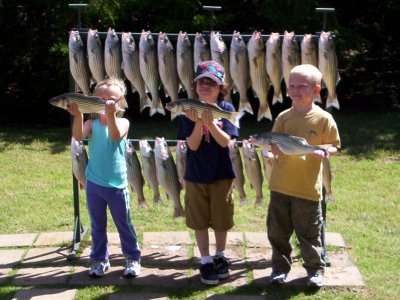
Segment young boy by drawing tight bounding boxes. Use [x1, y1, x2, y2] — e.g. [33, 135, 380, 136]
[176, 61, 238, 285]
[267, 64, 340, 287]
[68, 77, 141, 278]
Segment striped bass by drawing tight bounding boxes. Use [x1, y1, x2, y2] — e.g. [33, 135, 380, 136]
[282, 30, 300, 96]
[154, 137, 185, 219]
[228, 140, 247, 205]
[165, 98, 243, 128]
[193, 32, 211, 72]
[322, 158, 334, 202]
[121, 32, 152, 113]
[69, 31, 91, 95]
[176, 31, 195, 99]
[242, 139, 264, 207]
[87, 29, 106, 83]
[139, 139, 162, 204]
[247, 31, 272, 121]
[71, 137, 88, 189]
[261, 148, 274, 183]
[319, 31, 340, 109]
[230, 31, 252, 115]
[125, 142, 148, 208]
[104, 28, 123, 79]
[139, 30, 165, 116]
[266, 32, 283, 105]
[249, 132, 327, 159]
[175, 140, 187, 189]
[158, 32, 180, 120]
[49, 93, 125, 114]
[210, 31, 233, 102]
[301, 34, 321, 103]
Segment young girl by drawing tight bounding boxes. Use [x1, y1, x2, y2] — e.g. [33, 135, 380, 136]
[176, 60, 239, 285]
[68, 77, 141, 278]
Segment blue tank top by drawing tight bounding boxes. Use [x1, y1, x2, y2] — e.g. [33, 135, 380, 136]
[85, 119, 128, 188]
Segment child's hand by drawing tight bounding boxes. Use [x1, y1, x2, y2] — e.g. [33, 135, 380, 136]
[201, 109, 214, 126]
[185, 107, 201, 123]
[67, 102, 81, 117]
[313, 149, 329, 159]
[105, 100, 117, 116]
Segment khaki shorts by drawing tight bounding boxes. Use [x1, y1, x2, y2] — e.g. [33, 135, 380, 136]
[185, 179, 234, 231]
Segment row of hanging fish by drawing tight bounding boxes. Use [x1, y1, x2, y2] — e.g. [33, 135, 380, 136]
[69, 28, 341, 122]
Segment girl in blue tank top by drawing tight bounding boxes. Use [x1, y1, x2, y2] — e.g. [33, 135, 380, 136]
[68, 77, 141, 278]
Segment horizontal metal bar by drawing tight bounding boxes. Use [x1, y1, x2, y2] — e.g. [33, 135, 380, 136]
[68, 3, 88, 9]
[316, 7, 335, 13]
[203, 6, 222, 11]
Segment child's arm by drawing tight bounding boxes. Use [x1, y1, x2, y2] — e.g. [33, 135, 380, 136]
[202, 109, 231, 148]
[185, 107, 203, 151]
[105, 100, 129, 141]
[67, 102, 91, 141]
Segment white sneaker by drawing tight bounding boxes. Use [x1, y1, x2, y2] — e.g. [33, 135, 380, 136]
[124, 256, 141, 277]
[307, 272, 323, 287]
[88, 259, 110, 277]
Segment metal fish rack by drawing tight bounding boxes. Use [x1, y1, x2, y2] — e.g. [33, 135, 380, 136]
[67, 3, 336, 264]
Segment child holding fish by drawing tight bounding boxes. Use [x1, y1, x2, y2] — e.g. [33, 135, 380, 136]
[67, 77, 141, 278]
[265, 64, 340, 287]
[169, 61, 239, 285]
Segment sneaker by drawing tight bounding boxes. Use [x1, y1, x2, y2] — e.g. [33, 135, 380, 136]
[307, 272, 323, 287]
[199, 262, 219, 285]
[213, 256, 230, 279]
[89, 259, 110, 277]
[269, 270, 288, 284]
[124, 257, 141, 277]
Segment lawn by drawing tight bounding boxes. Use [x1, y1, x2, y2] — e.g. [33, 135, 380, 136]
[0, 111, 399, 299]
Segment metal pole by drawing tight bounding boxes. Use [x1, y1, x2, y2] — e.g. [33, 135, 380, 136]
[316, 7, 335, 31]
[67, 3, 89, 260]
[203, 6, 221, 32]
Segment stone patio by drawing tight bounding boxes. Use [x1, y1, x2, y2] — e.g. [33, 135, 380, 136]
[0, 231, 365, 299]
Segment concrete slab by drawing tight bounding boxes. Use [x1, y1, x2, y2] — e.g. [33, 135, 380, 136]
[206, 295, 266, 300]
[70, 265, 130, 285]
[34, 232, 72, 246]
[325, 250, 354, 267]
[244, 232, 270, 248]
[0, 268, 11, 283]
[205, 232, 244, 246]
[0, 233, 37, 247]
[0, 249, 25, 268]
[246, 248, 272, 269]
[78, 244, 123, 265]
[143, 231, 192, 245]
[326, 232, 346, 248]
[141, 245, 190, 266]
[12, 288, 77, 300]
[193, 246, 245, 266]
[189, 266, 248, 288]
[13, 266, 71, 285]
[22, 247, 70, 266]
[109, 293, 168, 300]
[128, 266, 189, 287]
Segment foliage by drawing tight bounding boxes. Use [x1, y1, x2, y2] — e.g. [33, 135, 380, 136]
[0, 0, 399, 126]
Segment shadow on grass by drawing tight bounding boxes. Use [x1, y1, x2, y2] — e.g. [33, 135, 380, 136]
[1, 112, 399, 159]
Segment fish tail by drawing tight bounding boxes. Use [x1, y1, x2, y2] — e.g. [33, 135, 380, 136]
[326, 95, 340, 109]
[230, 111, 244, 128]
[257, 104, 273, 121]
[139, 92, 152, 112]
[272, 93, 283, 105]
[239, 98, 253, 115]
[150, 99, 166, 116]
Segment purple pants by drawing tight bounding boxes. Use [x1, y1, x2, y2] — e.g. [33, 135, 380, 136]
[86, 180, 141, 261]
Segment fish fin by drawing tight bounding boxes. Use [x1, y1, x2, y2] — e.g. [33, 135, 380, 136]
[272, 92, 283, 105]
[139, 93, 152, 112]
[299, 155, 306, 160]
[257, 104, 273, 121]
[239, 98, 253, 115]
[229, 111, 244, 128]
[326, 95, 340, 109]
[150, 101, 166, 116]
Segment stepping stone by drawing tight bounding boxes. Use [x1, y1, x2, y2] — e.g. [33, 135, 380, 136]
[141, 245, 190, 266]
[0, 249, 25, 268]
[34, 232, 72, 246]
[205, 232, 244, 246]
[0, 233, 37, 247]
[192, 246, 244, 266]
[127, 266, 189, 287]
[206, 295, 267, 300]
[326, 232, 346, 248]
[189, 266, 248, 289]
[78, 244, 123, 265]
[245, 248, 272, 269]
[244, 232, 270, 248]
[13, 266, 71, 285]
[0, 268, 11, 284]
[109, 293, 168, 300]
[70, 266, 128, 286]
[143, 232, 191, 246]
[22, 247, 70, 266]
[12, 288, 76, 300]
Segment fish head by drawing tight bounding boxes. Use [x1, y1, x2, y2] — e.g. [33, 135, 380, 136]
[139, 140, 153, 158]
[121, 32, 135, 53]
[69, 31, 83, 52]
[49, 94, 69, 110]
[70, 137, 84, 156]
[165, 101, 183, 114]
[154, 137, 170, 160]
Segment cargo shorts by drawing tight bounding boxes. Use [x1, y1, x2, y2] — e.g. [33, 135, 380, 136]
[185, 179, 234, 231]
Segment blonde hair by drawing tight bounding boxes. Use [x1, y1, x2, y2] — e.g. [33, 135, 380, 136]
[290, 64, 322, 86]
[94, 77, 128, 110]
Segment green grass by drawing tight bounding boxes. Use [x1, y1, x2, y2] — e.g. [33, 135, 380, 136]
[0, 112, 399, 299]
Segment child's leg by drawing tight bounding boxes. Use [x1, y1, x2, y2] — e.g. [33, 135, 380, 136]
[292, 198, 325, 274]
[108, 187, 141, 260]
[86, 180, 109, 261]
[267, 192, 293, 273]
